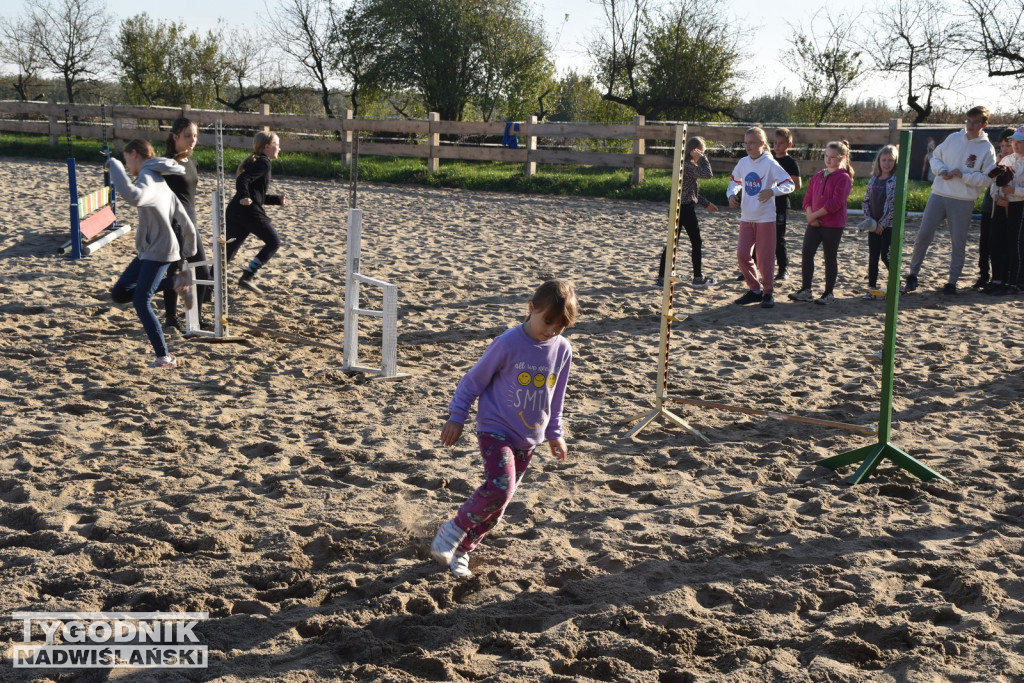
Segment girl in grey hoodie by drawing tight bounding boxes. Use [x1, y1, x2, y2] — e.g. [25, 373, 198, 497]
[107, 139, 197, 369]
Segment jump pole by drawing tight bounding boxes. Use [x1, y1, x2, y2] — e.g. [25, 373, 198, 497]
[623, 124, 707, 443]
[817, 130, 950, 485]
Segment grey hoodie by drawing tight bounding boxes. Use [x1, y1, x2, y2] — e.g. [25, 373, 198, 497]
[108, 156, 197, 262]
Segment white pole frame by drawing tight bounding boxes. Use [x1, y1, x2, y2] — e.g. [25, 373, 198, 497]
[342, 208, 402, 378]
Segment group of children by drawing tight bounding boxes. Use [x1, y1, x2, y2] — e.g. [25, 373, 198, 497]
[660, 125, 906, 307]
[106, 120, 287, 368]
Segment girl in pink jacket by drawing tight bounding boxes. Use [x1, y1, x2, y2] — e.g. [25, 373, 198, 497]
[788, 140, 854, 305]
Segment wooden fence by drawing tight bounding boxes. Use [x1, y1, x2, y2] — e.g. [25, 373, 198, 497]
[0, 100, 936, 179]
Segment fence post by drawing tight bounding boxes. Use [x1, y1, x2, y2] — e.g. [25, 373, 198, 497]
[427, 112, 440, 173]
[48, 98, 57, 147]
[888, 118, 903, 145]
[344, 109, 353, 167]
[632, 114, 645, 186]
[261, 103, 271, 133]
[524, 115, 537, 178]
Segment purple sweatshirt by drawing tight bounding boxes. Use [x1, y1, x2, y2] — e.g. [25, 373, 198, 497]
[448, 325, 573, 449]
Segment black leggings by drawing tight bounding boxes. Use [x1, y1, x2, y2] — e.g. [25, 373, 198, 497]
[225, 206, 281, 266]
[164, 238, 211, 316]
[866, 228, 892, 289]
[659, 203, 702, 279]
[800, 226, 844, 295]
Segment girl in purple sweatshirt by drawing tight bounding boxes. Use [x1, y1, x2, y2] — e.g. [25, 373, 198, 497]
[789, 140, 854, 305]
[431, 279, 577, 578]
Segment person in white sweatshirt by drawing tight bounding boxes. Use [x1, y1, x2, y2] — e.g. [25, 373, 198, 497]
[107, 139, 197, 369]
[904, 106, 996, 295]
[726, 126, 796, 308]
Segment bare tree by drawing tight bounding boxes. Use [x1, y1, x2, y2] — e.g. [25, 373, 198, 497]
[213, 28, 291, 112]
[963, 0, 1024, 78]
[24, 0, 108, 103]
[0, 15, 45, 101]
[278, 0, 339, 117]
[789, 10, 866, 124]
[868, 0, 966, 123]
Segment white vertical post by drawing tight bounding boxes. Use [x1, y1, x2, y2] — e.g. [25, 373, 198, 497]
[380, 282, 398, 377]
[343, 208, 362, 371]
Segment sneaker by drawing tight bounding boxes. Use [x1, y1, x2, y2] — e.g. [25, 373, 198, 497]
[986, 283, 1010, 296]
[904, 274, 918, 292]
[760, 293, 775, 308]
[972, 276, 990, 290]
[861, 292, 880, 301]
[691, 275, 717, 288]
[172, 269, 194, 309]
[815, 293, 835, 305]
[164, 316, 182, 332]
[734, 290, 763, 305]
[430, 520, 466, 567]
[788, 289, 813, 302]
[735, 273, 745, 281]
[149, 355, 177, 370]
[654, 277, 664, 288]
[450, 551, 472, 578]
[238, 271, 263, 295]
[942, 283, 957, 295]
[776, 270, 788, 281]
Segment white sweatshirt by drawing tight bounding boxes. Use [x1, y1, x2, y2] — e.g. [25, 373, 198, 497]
[726, 153, 796, 223]
[929, 129, 996, 201]
[993, 152, 1024, 203]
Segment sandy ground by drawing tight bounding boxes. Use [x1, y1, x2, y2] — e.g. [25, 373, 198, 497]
[1, 157, 1023, 682]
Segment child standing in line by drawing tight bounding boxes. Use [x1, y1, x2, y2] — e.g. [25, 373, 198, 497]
[789, 140, 854, 305]
[431, 279, 577, 578]
[986, 126, 1024, 295]
[726, 126, 796, 309]
[656, 136, 719, 288]
[978, 128, 1016, 292]
[226, 131, 286, 295]
[860, 145, 898, 300]
[773, 128, 802, 281]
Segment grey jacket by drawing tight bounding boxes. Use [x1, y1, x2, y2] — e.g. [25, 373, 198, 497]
[108, 157, 197, 262]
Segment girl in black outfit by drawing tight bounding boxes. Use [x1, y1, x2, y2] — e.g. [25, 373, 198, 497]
[162, 117, 211, 329]
[225, 131, 285, 295]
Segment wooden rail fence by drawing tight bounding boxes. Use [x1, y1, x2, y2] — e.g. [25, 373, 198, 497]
[0, 100, 939, 180]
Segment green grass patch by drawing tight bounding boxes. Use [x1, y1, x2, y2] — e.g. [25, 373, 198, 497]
[0, 132, 947, 211]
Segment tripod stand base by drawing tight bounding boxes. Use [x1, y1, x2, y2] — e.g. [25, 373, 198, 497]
[817, 441, 951, 485]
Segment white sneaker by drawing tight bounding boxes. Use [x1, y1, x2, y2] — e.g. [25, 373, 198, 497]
[430, 520, 466, 566]
[449, 551, 472, 578]
[788, 289, 813, 302]
[149, 355, 178, 370]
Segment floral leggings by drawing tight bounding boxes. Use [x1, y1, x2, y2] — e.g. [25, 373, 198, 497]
[453, 432, 535, 553]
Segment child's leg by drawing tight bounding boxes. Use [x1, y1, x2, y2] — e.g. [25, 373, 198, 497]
[658, 207, 686, 279]
[753, 221, 776, 293]
[908, 195, 947, 276]
[133, 260, 173, 358]
[800, 226, 823, 292]
[978, 211, 992, 280]
[867, 231, 881, 288]
[775, 210, 789, 276]
[821, 228, 844, 296]
[880, 229, 892, 273]
[736, 222, 759, 291]
[454, 433, 534, 553]
[249, 217, 282, 271]
[679, 204, 702, 278]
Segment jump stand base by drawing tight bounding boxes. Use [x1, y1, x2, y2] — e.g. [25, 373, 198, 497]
[817, 441, 952, 485]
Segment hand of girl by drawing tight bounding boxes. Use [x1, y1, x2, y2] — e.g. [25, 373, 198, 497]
[690, 148, 703, 163]
[707, 203, 718, 213]
[757, 189, 773, 202]
[440, 420, 463, 446]
[728, 195, 740, 209]
[241, 198, 253, 206]
[548, 437, 567, 461]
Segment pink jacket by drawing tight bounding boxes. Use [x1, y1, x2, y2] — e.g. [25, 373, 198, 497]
[802, 167, 852, 228]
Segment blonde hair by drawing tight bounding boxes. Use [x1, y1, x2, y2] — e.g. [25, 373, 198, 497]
[237, 131, 279, 174]
[530, 279, 578, 328]
[871, 144, 898, 178]
[827, 139, 854, 178]
[745, 127, 769, 156]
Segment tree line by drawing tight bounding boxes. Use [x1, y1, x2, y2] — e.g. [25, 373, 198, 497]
[1, 0, 1023, 125]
